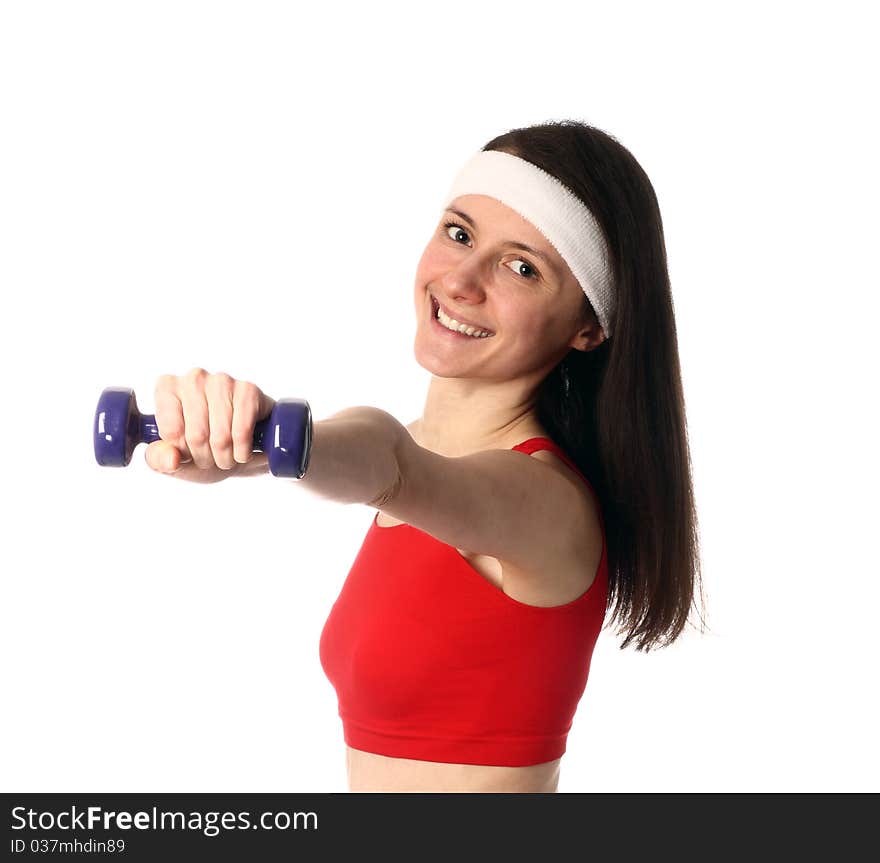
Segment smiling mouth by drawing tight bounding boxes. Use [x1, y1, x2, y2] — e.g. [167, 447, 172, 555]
[429, 294, 495, 337]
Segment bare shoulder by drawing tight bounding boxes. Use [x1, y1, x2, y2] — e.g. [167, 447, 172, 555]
[496, 446, 604, 606]
[527, 448, 598, 509]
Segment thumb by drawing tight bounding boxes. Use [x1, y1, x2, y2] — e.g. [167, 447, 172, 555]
[145, 440, 185, 474]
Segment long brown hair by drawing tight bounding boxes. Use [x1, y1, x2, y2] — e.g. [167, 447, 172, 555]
[483, 120, 707, 651]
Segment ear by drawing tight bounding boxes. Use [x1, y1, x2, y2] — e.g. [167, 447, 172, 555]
[568, 320, 606, 353]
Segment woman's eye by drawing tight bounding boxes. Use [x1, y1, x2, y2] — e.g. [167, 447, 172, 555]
[444, 222, 470, 244]
[505, 259, 537, 280]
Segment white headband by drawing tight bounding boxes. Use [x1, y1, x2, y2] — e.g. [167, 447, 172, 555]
[441, 149, 616, 338]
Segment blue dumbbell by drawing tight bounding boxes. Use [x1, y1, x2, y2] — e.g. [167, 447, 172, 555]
[93, 387, 312, 478]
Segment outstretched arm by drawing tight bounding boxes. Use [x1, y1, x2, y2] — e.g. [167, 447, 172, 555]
[296, 406, 406, 507]
[143, 368, 406, 498]
[298, 405, 593, 578]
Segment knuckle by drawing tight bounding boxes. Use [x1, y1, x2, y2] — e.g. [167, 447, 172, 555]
[210, 431, 233, 450]
[159, 417, 185, 440]
[208, 371, 234, 391]
[154, 373, 176, 394]
[232, 429, 252, 450]
[236, 379, 260, 401]
[154, 404, 184, 439]
[186, 366, 208, 382]
[186, 428, 209, 448]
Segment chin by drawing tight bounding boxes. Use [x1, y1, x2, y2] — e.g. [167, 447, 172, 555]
[412, 334, 455, 378]
[412, 339, 437, 375]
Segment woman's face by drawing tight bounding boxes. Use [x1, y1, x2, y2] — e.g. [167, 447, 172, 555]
[412, 194, 599, 382]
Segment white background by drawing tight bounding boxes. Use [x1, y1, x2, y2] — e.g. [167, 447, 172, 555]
[1, 0, 877, 793]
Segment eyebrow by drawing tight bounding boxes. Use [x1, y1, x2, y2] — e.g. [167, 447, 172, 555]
[445, 206, 558, 273]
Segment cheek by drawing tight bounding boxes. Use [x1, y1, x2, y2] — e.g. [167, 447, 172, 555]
[417, 241, 453, 277]
[413, 249, 430, 290]
[512, 306, 562, 346]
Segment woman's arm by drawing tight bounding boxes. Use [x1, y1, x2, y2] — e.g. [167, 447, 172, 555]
[144, 371, 405, 497]
[250, 403, 590, 579]
[295, 406, 405, 506]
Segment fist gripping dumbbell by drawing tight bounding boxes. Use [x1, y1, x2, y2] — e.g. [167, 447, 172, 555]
[93, 387, 312, 478]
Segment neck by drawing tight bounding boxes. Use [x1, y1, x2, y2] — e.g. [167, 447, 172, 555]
[413, 374, 545, 457]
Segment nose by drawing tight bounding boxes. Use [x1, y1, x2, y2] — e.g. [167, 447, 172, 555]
[438, 256, 489, 306]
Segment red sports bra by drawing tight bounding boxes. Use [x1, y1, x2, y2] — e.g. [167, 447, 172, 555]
[318, 437, 608, 767]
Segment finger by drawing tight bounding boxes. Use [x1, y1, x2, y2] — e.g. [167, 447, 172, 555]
[231, 380, 275, 464]
[179, 367, 214, 470]
[145, 441, 230, 483]
[145, 440, 181, 473]
[206, 372, 236, 470]
[154, 377, 193, 464]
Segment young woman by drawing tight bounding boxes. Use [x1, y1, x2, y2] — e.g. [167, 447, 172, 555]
[145, 120, 705, 792]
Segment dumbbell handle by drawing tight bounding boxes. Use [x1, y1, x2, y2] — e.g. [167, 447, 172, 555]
[94, 386, 312, 478]
[132, 412, 273, 451]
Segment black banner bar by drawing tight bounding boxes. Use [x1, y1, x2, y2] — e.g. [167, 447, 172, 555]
[2, 793, 872, 860]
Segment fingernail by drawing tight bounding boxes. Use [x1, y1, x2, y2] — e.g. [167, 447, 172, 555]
[163, 456, 176, 472]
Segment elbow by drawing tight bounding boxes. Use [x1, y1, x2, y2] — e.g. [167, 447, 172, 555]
[350, 407, 407, 510]
[369, 415, 406, 509]
[368, 466, 403, 509]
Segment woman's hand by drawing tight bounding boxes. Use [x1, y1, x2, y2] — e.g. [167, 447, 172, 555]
[145, 367, 275, 482]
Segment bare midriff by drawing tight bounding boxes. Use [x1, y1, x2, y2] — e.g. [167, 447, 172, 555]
[345, 745, 561, 793]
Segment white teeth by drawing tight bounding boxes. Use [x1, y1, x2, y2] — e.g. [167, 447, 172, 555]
[435, 303, 492, 338]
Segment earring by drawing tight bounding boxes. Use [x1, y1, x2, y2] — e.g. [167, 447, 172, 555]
[560, 361, 571, 397]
